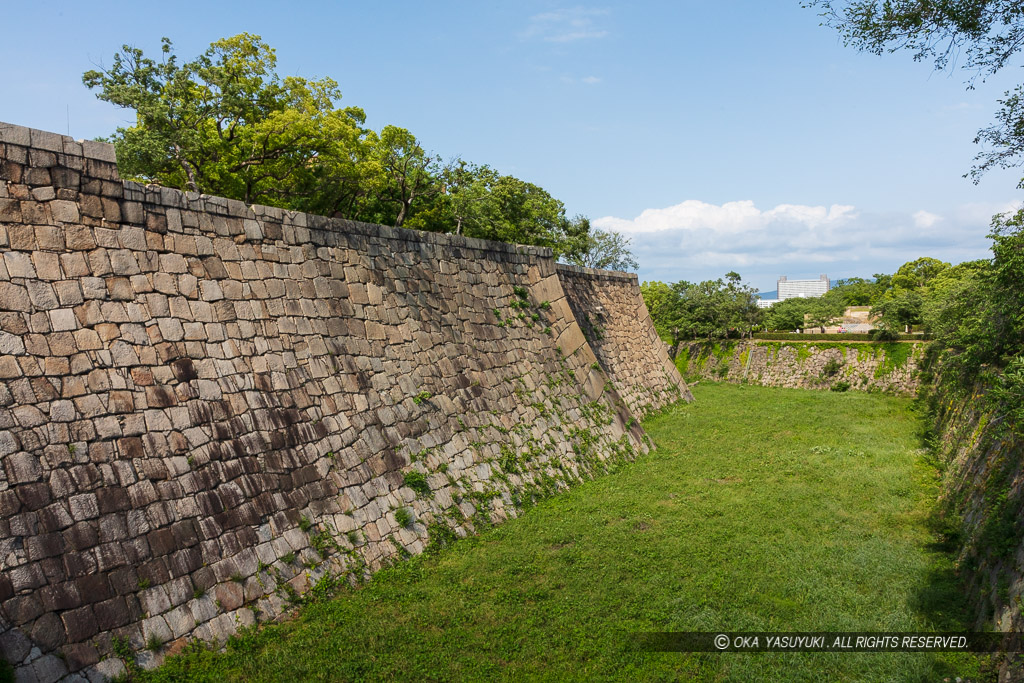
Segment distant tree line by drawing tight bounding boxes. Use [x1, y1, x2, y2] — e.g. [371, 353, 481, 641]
[84, 34, 636, 270]
[759, 257, 957, 337]
[640, 272, 761, 351]
[641, 232, 1024, 429]
[639, 255, 1010, 351]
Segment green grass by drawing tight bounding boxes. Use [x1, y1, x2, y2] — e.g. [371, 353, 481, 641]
[138, 383, 991, 682]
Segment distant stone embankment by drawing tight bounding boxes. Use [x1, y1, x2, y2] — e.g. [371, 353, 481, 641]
[924, 370, 1024, 682]
[675, 340, 922, 395]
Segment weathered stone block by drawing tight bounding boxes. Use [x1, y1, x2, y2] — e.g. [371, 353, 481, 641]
[29, 653, 69, 683]
[0, 197, 22, 223]
[68, 494, 99, 521]
[0, 330, 26, 355]
[5, 450, 42, 482]
[50, 200, 80, 223]
[31, 185, 56, 201]
[93, 596, 131, 631]
[48, 309, 78, 332]
[3, 251, 35, 278]
[60, 605, 99, 643]
[27, 281, 57, 309]
[0, 122, 31, 145]
[32, 251, 61, 280]
[0, 282, 30, 311]
[105, 277, 134, 301]
[5, 594, 44, 623]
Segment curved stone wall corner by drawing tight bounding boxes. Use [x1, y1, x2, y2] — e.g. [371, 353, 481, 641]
[0, 122, 672, 681]
[554, 264, 693, 417]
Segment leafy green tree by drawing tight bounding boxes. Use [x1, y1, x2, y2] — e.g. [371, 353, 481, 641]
[641, 274, 762, 350]
[986, 209, 1024, 360]
[972, 86, 1024, 187]
[430, 161, 500, 236]
[801, 296, 845, 333]
[554, 215, 595, 264]
[828, 277, 884, 306]
[872, 290, 923, 333]
[479, 175, 566, 249]
[723, 271, 763, 338]
[890, 257, 950, 291]
[360, 126, 443, 227]
[86, 34, 595, 258]
[764, 297, 812, 332]
[406, 164, 591, 259]
[641, 281, 682, 343]
[84, 34, 368, 208]
[921, 260, 990, 351]
[430, 173, 583, 258]
[806, 1, 1023, 74]
[642, 279, 689, 346]
[870, 273, 893, 298]
[866, 257, 950, 332]
[565, 227, 639, 272]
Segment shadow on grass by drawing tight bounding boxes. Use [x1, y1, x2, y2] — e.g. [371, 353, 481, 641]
[907, 528, 999, 682]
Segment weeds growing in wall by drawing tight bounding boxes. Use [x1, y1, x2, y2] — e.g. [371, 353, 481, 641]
[674, 347, 690, 376]
[677, 340, 920, 394]
[874, 343, 915, 378]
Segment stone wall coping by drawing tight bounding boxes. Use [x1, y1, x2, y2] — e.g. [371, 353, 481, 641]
[555, 263, 638, 282]
[0, 119, 555, 261]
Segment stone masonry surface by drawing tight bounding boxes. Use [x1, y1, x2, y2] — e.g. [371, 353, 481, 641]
[918, 373, 1024, 681]
[0, 122, 691, 682]
[558, 264, 692, 416]
[677, 340, 922, 395]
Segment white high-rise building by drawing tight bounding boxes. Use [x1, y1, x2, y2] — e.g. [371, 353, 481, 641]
[777, 274, 830, 300]
[757, 275, 830, 307]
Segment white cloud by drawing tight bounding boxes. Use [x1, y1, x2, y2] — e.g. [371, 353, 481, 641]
[595, 199, 856, 234]
[522, 7, 610, 43]
[594, 198, 1020, 290]
[913, 210, 941, 228]
[581, 75, 602, 84]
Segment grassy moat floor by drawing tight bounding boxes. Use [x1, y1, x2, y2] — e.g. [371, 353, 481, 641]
[136, 383, 991, 682]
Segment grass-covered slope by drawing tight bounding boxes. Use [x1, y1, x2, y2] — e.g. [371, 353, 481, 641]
[134, 383, 990, 682]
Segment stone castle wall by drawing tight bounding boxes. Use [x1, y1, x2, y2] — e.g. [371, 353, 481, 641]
[676, 340, 922, 395]
[924, 375, 1024, 681]
[0, 122, 690, 682]
[557, 265, 692, 416]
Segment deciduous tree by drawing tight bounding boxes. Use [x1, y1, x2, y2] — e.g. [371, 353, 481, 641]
[84, 34, 368, 208]
[85, 34, 603, 260]
[565, 226, 639, 272]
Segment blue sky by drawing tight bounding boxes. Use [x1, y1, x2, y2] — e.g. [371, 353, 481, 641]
[3, 1, 1022, 291]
